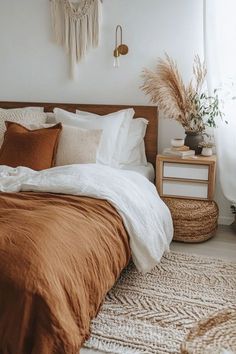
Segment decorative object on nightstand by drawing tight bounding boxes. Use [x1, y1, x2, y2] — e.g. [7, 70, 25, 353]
[171, 138, 185, 148]
[185, 131, 203, 155]
[156, 154, 219, 242]
[164, 138, 195, 158]
[163, 147, 195, 158]
[199, 140, 214, 157]
[141, 54, 226, 154]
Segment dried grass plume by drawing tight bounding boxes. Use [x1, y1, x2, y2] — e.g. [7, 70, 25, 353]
[141, 54, 207, 131]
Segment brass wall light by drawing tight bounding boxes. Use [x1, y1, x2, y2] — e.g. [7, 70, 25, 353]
[113, 25, 129, 68]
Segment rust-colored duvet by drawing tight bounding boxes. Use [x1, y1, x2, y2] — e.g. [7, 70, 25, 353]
[0, 192, 130, 354]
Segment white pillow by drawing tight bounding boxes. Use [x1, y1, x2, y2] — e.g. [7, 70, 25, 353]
[0, 109, 47, 147]
[76, 108, 136, 166]
[120, 118, 148, 166]
[54, 108, 134, 167]
[28, 123, 103, 166]
[77, 109, 148, 166]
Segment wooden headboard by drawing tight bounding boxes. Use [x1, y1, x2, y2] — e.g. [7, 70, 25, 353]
[0, 102, 158, 166]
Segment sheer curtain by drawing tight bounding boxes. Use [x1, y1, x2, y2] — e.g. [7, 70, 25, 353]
[204, 0, 236, 204]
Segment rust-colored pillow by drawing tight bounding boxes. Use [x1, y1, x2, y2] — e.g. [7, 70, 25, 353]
[0, 122, 62, 170]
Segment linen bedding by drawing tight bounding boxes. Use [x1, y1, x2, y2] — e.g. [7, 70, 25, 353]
[0, 164, 173, 354]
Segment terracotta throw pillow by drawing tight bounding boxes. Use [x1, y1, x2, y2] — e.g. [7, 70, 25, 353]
[0, 122, 62, 170]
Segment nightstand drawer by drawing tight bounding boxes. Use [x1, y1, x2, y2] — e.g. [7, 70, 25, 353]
[163, 180, 208, 199]
[163, 162, 209, 181]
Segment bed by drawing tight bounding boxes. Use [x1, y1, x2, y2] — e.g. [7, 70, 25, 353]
[0, 102, 173, 354]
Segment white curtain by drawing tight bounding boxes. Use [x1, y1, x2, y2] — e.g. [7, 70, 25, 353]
[204, 0, 236, 204]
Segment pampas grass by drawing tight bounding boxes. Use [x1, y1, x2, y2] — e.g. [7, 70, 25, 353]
[141, 54, 209, 132]
[142, 55, 189, 125]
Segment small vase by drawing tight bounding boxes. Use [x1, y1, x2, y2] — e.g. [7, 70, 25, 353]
[201, 147, 213, 157]
[184, 131, 203, 155]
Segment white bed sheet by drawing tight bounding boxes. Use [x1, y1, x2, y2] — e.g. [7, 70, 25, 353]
[122, 162, 155, 182]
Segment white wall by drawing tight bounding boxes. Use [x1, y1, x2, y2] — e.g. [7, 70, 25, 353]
[0, 0, 232, 224]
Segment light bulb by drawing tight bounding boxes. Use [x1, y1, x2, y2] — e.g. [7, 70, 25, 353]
[113, 55, 120, 68]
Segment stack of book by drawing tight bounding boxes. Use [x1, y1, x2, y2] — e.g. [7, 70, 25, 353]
[163, 145, 195, 158]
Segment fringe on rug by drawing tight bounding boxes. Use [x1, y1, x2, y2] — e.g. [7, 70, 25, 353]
[85, 336, 149, 354]
[50, 0, 102, 78]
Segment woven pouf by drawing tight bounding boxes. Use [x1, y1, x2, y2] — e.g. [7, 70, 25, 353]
[162, 198, 219, 243]
[181, 307, 236, 354]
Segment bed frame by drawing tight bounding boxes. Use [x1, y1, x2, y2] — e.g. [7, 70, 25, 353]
[0, 101, 158, 166]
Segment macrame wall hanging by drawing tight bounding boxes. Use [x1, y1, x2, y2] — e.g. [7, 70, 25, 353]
[50, 0, 102, 79]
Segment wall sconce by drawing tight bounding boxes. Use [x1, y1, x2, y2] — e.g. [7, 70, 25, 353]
[113, 25, 129, 68]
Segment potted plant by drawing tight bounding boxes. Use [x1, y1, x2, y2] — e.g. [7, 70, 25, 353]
[141, 55, 225, 154]
[198, 138, 215, 156]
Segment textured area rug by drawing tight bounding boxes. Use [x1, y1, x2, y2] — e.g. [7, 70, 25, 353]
[85, 252, 236, 354]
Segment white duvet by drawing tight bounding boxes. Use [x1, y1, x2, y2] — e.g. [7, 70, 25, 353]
[0, 164, 173, 273]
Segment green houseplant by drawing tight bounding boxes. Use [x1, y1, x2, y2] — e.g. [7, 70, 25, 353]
[141, 55, 225, 154]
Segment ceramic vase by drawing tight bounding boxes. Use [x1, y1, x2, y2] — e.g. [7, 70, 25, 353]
[201, 147, 213, 157]
[184, 131, 204, 155]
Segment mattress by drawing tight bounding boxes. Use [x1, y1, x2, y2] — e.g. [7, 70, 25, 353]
[122, 162, 155, 182]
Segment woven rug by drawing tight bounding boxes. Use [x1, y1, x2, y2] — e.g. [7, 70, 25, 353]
[85, 252, 236, 354]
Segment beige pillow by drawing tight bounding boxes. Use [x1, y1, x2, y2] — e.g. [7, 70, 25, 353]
[56, 125, 102, 166]
[29, 123, 102, 166]
[0, 109, 47, 147]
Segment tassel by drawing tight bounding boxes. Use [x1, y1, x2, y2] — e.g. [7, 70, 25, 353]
[79, 17, 87, 60]
[69, 17, 77, 78]
[64, 6, 69, 52]
[50, 0, 63, 45]
[50, 0, 58, 42]
[91, 0, 100, 47]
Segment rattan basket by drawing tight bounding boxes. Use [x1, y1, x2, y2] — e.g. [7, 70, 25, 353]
[181, 307, 236, 354]
[163, 198, 219, 243]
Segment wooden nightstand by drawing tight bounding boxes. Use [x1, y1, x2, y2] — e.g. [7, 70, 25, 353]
[156, 154, 216, 201]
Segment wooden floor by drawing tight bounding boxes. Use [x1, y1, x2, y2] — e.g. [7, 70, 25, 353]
[170, 225, 236, 261]
[82, 226, 236, 354]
